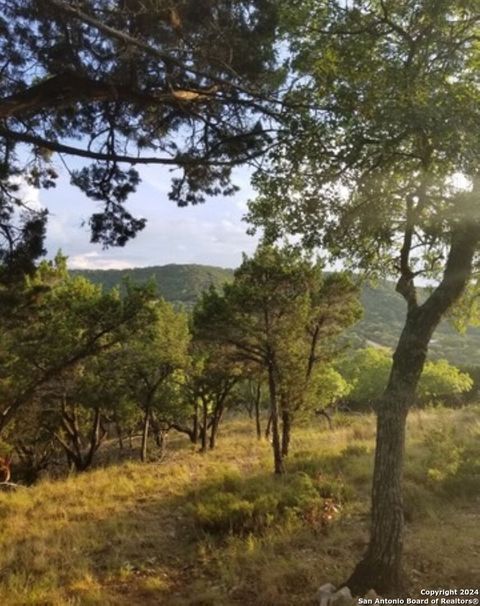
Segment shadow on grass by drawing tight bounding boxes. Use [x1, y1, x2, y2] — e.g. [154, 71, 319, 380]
[1, 423, 478, 606]
[0, 447, 372, 606]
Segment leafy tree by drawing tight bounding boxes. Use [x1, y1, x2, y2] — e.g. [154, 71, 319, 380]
[0, 256, 155, 436]
[0, 0, 282, 251]
[113, 298, 190, 461]
[180, 344, 241, 451]
[50, 371, 109, 473]
[306, 364, 351, 412]
[248, 0, 480, 592]
[277, 271, 362, 456]
[419, 359, 473, 404]
[338, 348, 393, 410]
[340, 348, 473, 410]
[194, 245, 361, 472]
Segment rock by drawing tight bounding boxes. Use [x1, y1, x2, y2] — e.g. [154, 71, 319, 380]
[316, 583, 337, 606]
[365, 589, 379, 600]
[332, 586, 354, 606]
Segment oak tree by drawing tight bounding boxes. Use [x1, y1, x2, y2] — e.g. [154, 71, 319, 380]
[248, 0, 480, 593]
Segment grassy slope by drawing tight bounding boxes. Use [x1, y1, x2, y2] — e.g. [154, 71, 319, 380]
[71, 265, 480, 365]
[0, 407, 479, 605]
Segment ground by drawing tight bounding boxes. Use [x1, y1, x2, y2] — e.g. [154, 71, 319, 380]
[0, 406, 478, 605]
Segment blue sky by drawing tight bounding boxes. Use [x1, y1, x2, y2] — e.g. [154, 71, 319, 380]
[26, 162, 259, 270]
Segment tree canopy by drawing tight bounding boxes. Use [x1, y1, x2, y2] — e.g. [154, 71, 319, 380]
[0, 0, 283, 257]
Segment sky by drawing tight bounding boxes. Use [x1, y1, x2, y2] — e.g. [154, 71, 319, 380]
[25, 160, 259, 271]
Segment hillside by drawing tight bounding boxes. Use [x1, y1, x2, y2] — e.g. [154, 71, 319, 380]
[71, 264, 234, 307]
[0, 409, 478, 604]
[72, 264, 480, 366]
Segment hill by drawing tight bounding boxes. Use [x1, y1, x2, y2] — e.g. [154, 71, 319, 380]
[71, 264, 233, 307]
[71, 264, 480, 366]
[0, 409, 478, 604]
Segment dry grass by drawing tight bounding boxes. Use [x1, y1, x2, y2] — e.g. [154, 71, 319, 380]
[0, 406, 479, 605]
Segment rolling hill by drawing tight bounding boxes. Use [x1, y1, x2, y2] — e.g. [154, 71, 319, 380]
[71, 264, 480, 367]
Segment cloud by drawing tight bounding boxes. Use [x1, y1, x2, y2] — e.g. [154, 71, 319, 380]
[68, 252, 136, 270]
[41, 167, 260, 270]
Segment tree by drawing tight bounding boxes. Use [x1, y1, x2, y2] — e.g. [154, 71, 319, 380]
[248, 1, 480, 592]
[338, 348, 393, 411]
[114, 298, 190, 462]
[194, 245, 361, 472]
[0, 256, 155, 436]
[419, 359, 473, 404]
[0, 0, 282, 251]
[234, 371, 268, 440]
[306, 364, 351, 417]
[277, 271, 362, 456]
[194, 246, 313, 472]
[51, 373, 109, 473]
[339, 348, 472, 409]
[180, 344, 241, 451]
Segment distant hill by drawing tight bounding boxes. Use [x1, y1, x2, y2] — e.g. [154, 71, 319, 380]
[71, 264, 480, 367]
[354, 281, 480, 367]
[71, 264, 233, 306]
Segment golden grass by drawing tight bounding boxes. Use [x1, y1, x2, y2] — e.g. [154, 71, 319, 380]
[0, 406, 478, 605]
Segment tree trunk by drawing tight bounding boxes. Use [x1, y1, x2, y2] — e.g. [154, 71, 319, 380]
[346, 221, 480, 595]
[346, 310, 428, 594]
[255, 383, 262, 439]
[281, 409, 291, 457]
[115, 416, 124, 451]
[192, 401, 199, 444]
[267, 361, 284, 474]
[157, 430, 167, 459]
[265, 412, 272, 438]
[209, 416, 218, 450]
[209, 403, 225, 450]
[200, 398, 208, 452]
[141, 406, 150, 462]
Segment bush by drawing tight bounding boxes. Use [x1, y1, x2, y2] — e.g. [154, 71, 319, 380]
[189, 471, 349, 536]
[424, 426, 463, 484]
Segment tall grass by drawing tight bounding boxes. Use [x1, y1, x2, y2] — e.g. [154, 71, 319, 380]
[0, 406, 478, 605]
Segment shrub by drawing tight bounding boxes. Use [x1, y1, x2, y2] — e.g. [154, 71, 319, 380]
[189, 471, 349, 537]
[424, 427, 463, 484]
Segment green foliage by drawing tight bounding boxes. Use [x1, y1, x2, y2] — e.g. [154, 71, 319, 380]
[420, 360, 473, 403]
[1, 0, 281, 246]
[72, 264, 480, 366]
[0, 256, 156, 436]
[72, 264, 234, 308]
[189, 470, 348, 537]
[423, 424, 480, 498]
[249, 0, 480, 277]
[424, 427, 464, 484]
[337, 347, 392, 408]
[339, 347, 473, 408]
[304, 364, 351, 411]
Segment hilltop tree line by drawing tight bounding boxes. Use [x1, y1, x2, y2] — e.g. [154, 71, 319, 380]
[0, 246, 472, 484]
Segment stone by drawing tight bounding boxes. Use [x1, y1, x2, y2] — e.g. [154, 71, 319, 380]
[332, 586, 354, 606]
[365, 589, 379, 600]
[316, 583, 337, 606]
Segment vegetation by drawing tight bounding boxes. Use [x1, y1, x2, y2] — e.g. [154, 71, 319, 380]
[0, 408, 478, 605]
[72, 265, 480, 367]
[71, 265, 234, 308]
[339, 348, 473, 410]
[248, 0, 480, 593]
[1, 0, 480, 600]
[193, 246, 362, 473]
[0, 0, 282, 250]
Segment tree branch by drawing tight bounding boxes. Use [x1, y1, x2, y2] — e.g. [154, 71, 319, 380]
[0, 127, 266, 167]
